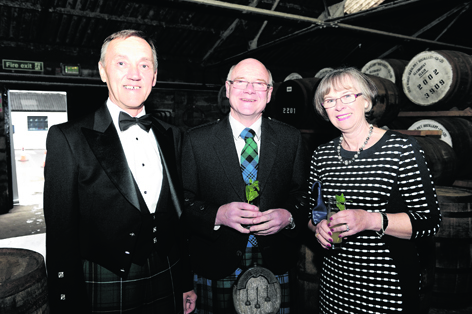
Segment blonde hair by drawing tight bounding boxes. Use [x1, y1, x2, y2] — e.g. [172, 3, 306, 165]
[314, 67, 377, 121]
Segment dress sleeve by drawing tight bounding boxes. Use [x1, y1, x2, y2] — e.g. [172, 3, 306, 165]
[397, 137, 442, 239]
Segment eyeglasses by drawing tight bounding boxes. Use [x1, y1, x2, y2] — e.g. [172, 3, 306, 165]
[227, 80, 271, 91]
[322, 93, 363, 109]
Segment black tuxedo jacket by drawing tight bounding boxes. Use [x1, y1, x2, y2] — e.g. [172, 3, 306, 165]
[43, 103, 192, 312]
[181, 116, 309, 280]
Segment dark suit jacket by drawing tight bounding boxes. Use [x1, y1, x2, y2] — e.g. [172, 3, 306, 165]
[43, 103, 193, 312]
[181, 116, 308, 280]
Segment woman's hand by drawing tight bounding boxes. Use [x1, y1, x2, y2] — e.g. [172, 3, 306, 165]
[308, 219, 332, 250]
[327, 209, 376, 239]
[308, 209, 381, 249]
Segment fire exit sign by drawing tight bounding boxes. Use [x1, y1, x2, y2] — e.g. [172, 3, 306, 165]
[2, 59, 44, 72]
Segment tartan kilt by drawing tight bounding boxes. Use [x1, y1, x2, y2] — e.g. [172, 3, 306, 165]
[83, 250, 184, 314]
[194, 244, 291, 314]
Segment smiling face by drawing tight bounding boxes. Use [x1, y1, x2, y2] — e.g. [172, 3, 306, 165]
[98, 36, 157, 116]
[323, 75, 370, 133]
[226, 58, 272, 126]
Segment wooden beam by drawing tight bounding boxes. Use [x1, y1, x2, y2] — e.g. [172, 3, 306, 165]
[398, 108, 472, 117]
[183, 0, 472, 66]
[391, 130, 442, 137]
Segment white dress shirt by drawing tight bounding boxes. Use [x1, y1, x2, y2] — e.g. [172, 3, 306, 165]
[107, 100, 163, 213]
[229, 113, 262, 157]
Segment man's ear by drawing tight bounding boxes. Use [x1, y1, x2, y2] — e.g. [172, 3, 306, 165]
[152, 69, 158, 87]
[98, 62, 107, 83]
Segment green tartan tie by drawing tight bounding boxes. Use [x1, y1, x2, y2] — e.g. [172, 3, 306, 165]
[240, 128, 259, 247]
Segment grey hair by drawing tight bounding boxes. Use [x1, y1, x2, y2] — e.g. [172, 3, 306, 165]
[314, 67, 377, 121]
[99, 29, 158, 70]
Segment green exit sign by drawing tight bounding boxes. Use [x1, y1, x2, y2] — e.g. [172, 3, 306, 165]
[62, 64, 80, 76]
[2, 59, 44, 72]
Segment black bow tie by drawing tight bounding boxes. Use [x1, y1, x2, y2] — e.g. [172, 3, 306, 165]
[119, 111, 153, 132]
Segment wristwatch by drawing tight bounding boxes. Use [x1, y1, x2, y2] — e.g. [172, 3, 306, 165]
[285, 214, 296, 230]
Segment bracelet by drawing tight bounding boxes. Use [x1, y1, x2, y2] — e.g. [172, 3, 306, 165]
[376, 212, 389, 238]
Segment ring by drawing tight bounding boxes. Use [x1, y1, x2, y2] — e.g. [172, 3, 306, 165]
[346, 224, 350, 232]
[315, 233, 319, 238]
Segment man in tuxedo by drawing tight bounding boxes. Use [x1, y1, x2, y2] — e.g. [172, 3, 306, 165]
[44, 29, 196, 313]
[181, 58, 308, 313]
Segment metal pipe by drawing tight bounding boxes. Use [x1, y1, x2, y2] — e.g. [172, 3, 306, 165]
[180, 0, 472, 66]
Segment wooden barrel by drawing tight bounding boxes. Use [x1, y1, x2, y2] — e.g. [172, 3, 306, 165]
[217, 85, 230, 115]
[365, 74, 401, 127]
[362, 59, 409, 87]
[413, 136, 457, 186]
[314, 68, 333, 79]
[408, 118, 472, 179]
[402, 50, 472, 110]
[362, 59, 414, 109]
[283, 72, 303, 81]
[433, 186, 472, 309]
[272, 78, 326, 129]
[295, 230, 323, 314]
[182, 106, 207, 127]
[0, 248, 49, 313]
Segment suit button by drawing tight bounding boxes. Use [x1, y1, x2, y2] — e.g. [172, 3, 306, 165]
[129, 232, 135, 237]
[120, 269, 125, 273]
[60, 294, 66, 301]
[153, 238, 157, 243]
[236, 250, 242, 257]
[125, 251, 130, 255]
[153, 227, 157, 233]
[58, 272, 64, 278]
[199, 205, 205, 210]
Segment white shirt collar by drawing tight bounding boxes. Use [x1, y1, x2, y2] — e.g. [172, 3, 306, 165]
[228, 113, 262, 141]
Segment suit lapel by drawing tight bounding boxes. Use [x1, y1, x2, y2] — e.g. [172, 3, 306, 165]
[213, 117, 246, 201]
[258, 118, 278, 196]
[81, 104, 142, 211]
[150, 118, 183, 216]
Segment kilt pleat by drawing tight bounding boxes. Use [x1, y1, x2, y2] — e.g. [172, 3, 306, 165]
[83, 250, 183, 313]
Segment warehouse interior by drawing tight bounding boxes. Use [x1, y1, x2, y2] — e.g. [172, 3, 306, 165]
[1, 0, 472, 313]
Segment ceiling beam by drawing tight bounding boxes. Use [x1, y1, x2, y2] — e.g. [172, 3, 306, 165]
[201, 0, 262, 64]
[0, 0, 215, 33]
[378, 2, 470, 58]
[180, 0, 472, 66]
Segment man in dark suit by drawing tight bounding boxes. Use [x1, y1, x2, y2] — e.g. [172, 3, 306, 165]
[181, 58, 308, 313]
[43, 29, 196, 313]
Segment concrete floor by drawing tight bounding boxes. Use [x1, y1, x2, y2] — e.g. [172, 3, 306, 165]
[0, 149, 471, 314]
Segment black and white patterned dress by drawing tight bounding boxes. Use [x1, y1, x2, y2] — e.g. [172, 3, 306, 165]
[308, 130, 441, 314]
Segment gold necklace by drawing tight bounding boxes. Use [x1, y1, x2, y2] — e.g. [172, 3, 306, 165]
[337, 124, 373, 166]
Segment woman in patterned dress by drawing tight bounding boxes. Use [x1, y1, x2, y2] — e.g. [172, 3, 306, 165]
[307, 67, 441, 314]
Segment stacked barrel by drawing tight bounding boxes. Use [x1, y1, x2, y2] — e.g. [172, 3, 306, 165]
[366, 51, 472, 311]
[267, 50, 472, 312]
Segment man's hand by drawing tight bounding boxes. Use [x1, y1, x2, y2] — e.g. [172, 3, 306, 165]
[249, 208, 292, 235]
[183, 290, 197, 314]
[215, 202, 262, 233]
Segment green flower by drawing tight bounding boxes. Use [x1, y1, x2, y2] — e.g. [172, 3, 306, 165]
[335, 193, 351, 211]
[246, 179, 260, 203]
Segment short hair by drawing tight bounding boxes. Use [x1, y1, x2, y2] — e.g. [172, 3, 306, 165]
[314, 67, 377, 121]
[99, 29, 158, 70]
[226, 61, 274, 86]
